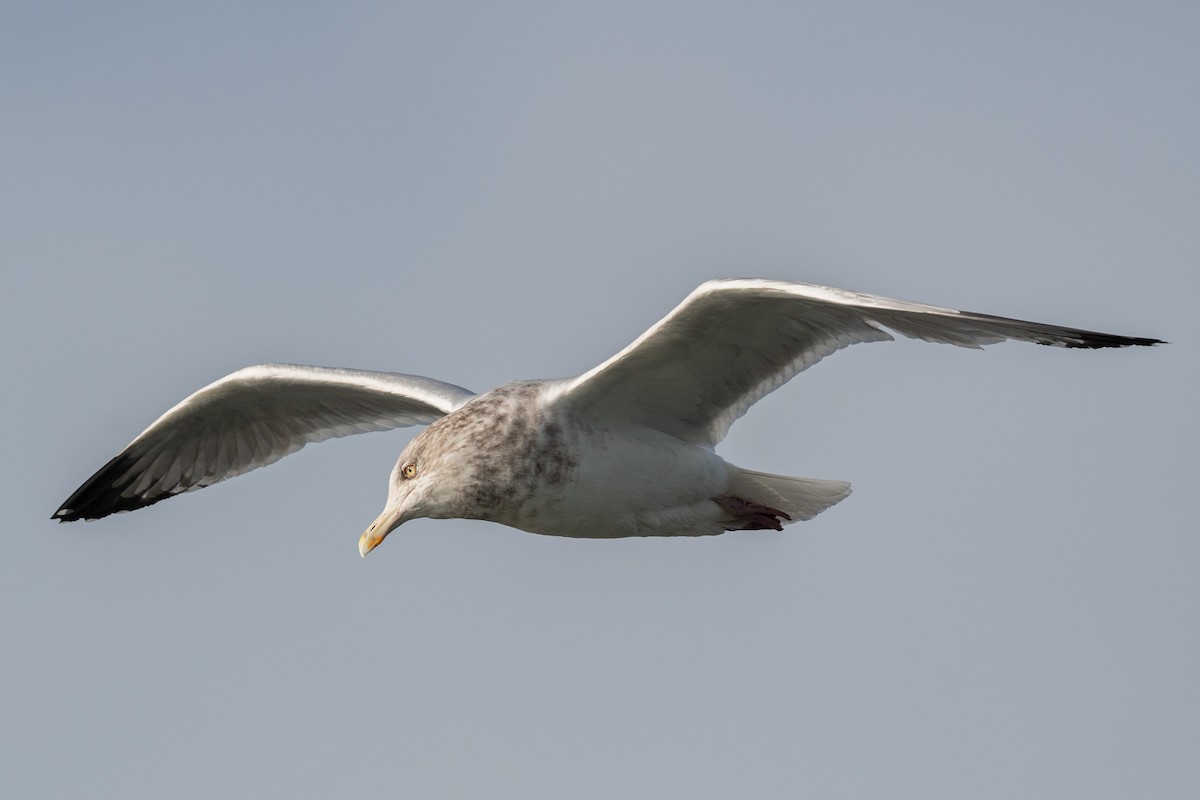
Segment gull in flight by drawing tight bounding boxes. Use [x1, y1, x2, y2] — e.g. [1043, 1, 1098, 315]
[53, 279, 1161, 555]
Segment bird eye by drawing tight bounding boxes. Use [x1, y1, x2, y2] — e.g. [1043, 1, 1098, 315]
[402, 463, 417, 479]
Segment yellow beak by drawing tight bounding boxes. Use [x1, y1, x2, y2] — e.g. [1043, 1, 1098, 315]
[358, 506, 406, 557]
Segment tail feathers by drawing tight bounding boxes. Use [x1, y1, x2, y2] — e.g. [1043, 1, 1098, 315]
[726, 467, 852, 524]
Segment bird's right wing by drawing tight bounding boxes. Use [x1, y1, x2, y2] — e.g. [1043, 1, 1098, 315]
[53, 364, 476, 521]
[555, 279, 1162, 448]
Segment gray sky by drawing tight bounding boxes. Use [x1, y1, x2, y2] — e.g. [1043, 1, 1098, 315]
[4, 3, 1196, 798]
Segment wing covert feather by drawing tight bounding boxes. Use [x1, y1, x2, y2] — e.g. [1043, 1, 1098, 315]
[558, 279, 1161, 446]
[54, 364, 475, 521]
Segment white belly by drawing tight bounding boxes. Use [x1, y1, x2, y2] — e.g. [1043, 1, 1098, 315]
[498, 423, 733, 538]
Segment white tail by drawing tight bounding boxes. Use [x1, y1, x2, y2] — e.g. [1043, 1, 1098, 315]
[726, 467, 852, 523]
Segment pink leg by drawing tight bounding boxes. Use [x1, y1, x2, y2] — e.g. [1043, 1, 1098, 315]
[712, 495, 792, 532]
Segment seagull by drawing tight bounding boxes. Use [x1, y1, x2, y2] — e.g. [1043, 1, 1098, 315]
[53, 279, 1161, 555]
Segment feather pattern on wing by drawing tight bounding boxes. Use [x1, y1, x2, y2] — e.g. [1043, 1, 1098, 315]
[53, 364, 475, 521]
[557, 279, 1162, 447]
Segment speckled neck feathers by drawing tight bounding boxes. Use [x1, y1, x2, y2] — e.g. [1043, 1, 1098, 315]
[402, 381, 580, 523]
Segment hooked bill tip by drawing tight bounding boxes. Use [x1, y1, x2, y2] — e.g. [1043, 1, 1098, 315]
[358, 530, 384, 558]
[359, 506, 405, 558]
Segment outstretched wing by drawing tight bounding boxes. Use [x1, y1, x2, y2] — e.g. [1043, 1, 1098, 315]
[557, 279, 1162, 448]
[54, 364, 476, 521]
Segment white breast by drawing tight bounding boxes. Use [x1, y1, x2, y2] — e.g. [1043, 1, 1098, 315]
[500, 420, 731, 539]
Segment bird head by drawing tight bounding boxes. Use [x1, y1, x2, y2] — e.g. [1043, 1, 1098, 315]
[357, 392, 516, 556]
[359, 444, 435, 557]
[357, 422, 479, 556]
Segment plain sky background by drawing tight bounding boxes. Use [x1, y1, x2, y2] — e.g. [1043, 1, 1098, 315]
[3, 2, 1196, 798]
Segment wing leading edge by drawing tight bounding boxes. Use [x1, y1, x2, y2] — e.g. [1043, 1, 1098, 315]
[54, 364, 475, 521]
[557, 279, 1162, 447]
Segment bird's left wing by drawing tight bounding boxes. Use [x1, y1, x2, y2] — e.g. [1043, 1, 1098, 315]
[555, 279, 1161, 448]
[54, 364, 476, 521]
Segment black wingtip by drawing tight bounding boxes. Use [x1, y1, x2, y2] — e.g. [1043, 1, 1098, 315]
[1043, 333, 1166, 349]
[1076, 337, 1164, 349]
[52, 452, 176, 522]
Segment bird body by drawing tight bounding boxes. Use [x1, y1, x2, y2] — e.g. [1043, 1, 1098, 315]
[412, 379, 732, 537]
[53, 279, 1162, 555]
[360, 378, 835, 545]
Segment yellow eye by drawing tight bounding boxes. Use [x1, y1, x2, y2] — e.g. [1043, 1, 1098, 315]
[401, 463, 417, 479]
